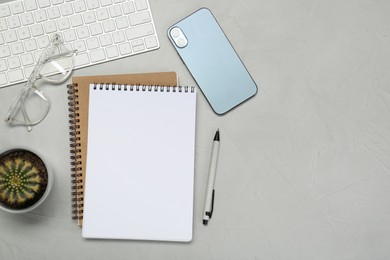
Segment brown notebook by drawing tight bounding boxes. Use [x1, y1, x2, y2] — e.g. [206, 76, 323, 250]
[67, 72, 178, 226]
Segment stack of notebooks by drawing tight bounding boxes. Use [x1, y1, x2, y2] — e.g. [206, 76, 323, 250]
[67, 72, 197, 242]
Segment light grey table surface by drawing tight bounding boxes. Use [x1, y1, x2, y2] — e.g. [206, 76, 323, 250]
[1, 0, 390, 259]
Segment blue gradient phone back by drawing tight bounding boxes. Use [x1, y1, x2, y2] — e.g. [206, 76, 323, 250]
[168, 8, 258, 115]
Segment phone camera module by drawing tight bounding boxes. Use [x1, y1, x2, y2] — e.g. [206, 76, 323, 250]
[170, 27, 188, 48]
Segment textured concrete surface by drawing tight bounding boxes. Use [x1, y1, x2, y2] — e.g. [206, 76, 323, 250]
[0, 0, 389, 259]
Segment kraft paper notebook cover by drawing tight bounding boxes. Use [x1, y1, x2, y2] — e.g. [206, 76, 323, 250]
[82, 83, 197, 242]
[67, 72, 178, 227]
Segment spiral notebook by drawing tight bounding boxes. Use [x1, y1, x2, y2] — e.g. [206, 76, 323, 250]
[67, 72, 178, 227]
[82, 83, 197, 242]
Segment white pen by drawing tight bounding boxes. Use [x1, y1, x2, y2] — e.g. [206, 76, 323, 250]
[203, 129, 220, 225]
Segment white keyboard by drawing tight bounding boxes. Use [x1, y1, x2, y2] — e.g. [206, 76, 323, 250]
[0, 0, 159, 88]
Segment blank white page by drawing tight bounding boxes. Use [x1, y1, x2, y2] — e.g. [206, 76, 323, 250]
[82, 84, 197, 242]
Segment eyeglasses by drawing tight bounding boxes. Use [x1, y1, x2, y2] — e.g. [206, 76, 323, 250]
[4, 33, 77, 132]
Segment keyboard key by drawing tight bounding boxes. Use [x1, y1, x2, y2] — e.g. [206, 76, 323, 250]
[76, 26, 90, 39]
[73, 40, 86, 52]
[102, 20, 115, 33]
[20, 13, 34, 26]
[89, 23, 103, 36]
[0, 19, 7, 31]
[106, 45, 118, 58]
[8, 69, 24, 83]
[25, 0, 38, 11]
[135, 0, 148, 11]
[63, 29, 77, 42]
[24, 39, 38, 51]
[145, 35, 157, 49]
[90, 49, 105, 62]
[10, 2, 24, 14]
[100, 0, 112, 7]
[71, 14, 83, 27]
[31, 24, 44, 36]
[109, 5, 121, 17]
[74, 52, 89, 66]
[83, 11, 96, 24]
[86, 37, 99, 49]
[74, 0, 87, 13]
[99, 34, 112, 47]
[0, 5, 11, 18]
[114, 0, 125, 3]
[18, 27, 31, 40]
[34, 10, 48, 23]
[61, 3, 74, 16]
[129, 11, 151, 26]
[0, 59, 7, 71]
[118, 42, 131, 55]
[63, 42, 72, 51]
[47, 6, 61, 19]
[24, 65, 35, 78]
[131, 39, 143, 46]
[37, 36, 49, 48]
[131, 39, 144, 52]
[115, 16, 128, 29]
[38, 0, 51, 8]
[7, 16, 21, 29]
[21, 53, 34, 66]
[57, 17, 70, 30]
[10, 42, 24, 55]
[121, 2, 134, 14]
[112, 30, 125, 43]
[125, 23, 153, 40]
[4, 31, 17, 43]
[96, 8, 109, 21]
[8, 56, 21, 69]
[44, 21, 57, 33]
[86, 0, 99, 10]
[0, 34, 3, 45]
[0, 73, 7, 85]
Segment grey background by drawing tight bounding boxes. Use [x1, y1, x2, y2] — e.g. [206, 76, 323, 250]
[1, 0, 390, 259]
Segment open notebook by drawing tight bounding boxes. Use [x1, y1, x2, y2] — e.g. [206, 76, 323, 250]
[82, 83, 197, 242]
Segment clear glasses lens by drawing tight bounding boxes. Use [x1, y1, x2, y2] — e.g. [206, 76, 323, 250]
[6, 87, 49, 128]
[39, 45, 75, 82]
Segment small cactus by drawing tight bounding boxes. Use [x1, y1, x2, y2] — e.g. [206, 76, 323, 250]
[0, 150, 48, 210]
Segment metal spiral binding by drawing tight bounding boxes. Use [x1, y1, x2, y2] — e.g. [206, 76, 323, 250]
[67, 83, 84, 220]
[92, 83, 195, 93]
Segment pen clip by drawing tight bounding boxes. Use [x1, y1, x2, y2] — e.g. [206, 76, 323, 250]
[206, 189, 215, 218]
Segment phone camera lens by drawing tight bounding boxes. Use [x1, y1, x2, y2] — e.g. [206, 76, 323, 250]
[177, 38, 186, 47]
[171, 28, 181, 38]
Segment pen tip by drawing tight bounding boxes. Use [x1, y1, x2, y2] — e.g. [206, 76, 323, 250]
[214, 130, 220, 141]
[203, 219, 208, 225]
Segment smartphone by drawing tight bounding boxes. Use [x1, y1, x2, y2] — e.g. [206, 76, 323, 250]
[167, 8, 258, 115]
